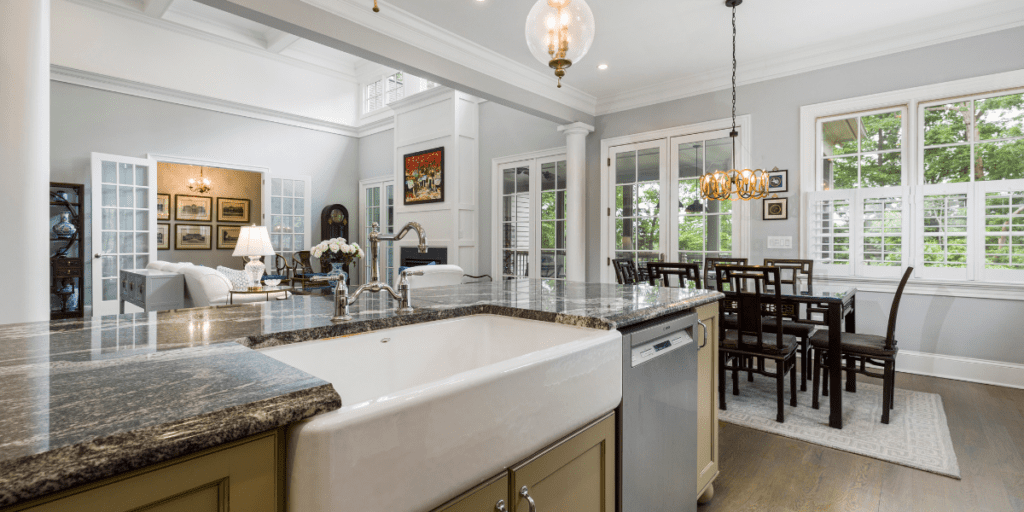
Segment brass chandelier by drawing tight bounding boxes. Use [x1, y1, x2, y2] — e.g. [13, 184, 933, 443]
[188, 167, 212, 194]
[699, 0, 769, 202]
[525, 0, 596, 88]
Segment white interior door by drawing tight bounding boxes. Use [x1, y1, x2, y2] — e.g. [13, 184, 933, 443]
[359, 178, 395, 285]
[268, 175, 312, 268]
[606, 140, 668, 281]
[90, 152, 157, 317]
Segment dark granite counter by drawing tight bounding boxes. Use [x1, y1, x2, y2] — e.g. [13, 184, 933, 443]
[0, 279, 719, 507]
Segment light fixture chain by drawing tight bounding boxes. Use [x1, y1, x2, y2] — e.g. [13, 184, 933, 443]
[732, 5, 737, 134]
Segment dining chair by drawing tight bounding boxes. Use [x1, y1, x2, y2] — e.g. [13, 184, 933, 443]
[717, 265, 800, 423]
[612, 258, 641, 285]
[763, 259, 818, 391]
[812, 266, 913, 424]
[646, 262, 702, 288]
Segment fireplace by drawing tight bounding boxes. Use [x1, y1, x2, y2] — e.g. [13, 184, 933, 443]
[400, 246, 448, 267]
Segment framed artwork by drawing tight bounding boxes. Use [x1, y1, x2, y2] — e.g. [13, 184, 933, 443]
[217, 197, 251, 223]
[156, 194, 171, 221]
[157, 223, 170, 250]
[767, 169, 789, 193]
[403, 147, 445, 205]
[217, 225, 241, 250]
[763, 198, 789, 221]
[175, 195, 212, 222]
[175, 224, 212, 250]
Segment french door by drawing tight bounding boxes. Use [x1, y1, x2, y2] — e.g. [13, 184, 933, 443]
[90, 153, 157, 317]
[359, 178, 395, 285]
[493, 153, 569, 281]
[268, 176, 312, 266]
[605, 128, 744, 282]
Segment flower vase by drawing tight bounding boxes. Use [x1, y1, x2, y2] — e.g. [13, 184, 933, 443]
[52, 212, 77, 239]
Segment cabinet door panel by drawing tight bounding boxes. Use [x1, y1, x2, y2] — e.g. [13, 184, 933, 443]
[696, 301, 720, 500]
[510, 412, 615, 512]
[433, 474, 508, 512]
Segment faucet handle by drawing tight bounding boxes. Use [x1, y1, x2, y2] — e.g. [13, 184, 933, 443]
[402, 270, 425, 277]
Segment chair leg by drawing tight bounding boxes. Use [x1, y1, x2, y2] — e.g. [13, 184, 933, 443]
[882, 361, 892, 424]
[890, 367, 897, 410]
[776, 365, 785, 423]
[718, 351, 727, 411]
[800, 337, 809, 392]
[790, 357, 797, 407]
[747, 355, 754, 382]
[845, 355, 857, 393]
[733, 358, 740, 396]
[812, 348, 820, 410]
[821, 351, 829, 397]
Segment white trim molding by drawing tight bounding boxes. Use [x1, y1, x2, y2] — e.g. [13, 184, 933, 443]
[817, 276, 1024, 302]
[53, 65, 363, 137]
[896, 351, 1024, 390]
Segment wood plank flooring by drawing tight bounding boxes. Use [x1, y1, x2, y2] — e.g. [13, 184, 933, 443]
[700, 372, 1024, 512]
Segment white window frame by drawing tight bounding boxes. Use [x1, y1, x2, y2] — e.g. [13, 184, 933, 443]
[598, 116, 753, 284]
[490, 148, 568, 281]
[359, 177, 396, 286]
[362, 70, 440, 117]
[799, 69, 1024, 300]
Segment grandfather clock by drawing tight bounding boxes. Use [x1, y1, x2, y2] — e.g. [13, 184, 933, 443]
[320, 204, 350, 274]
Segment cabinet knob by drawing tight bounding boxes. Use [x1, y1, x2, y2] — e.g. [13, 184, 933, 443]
[519, 486, 537, 512]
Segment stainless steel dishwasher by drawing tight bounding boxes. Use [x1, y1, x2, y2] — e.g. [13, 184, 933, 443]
[618, 311, 700, 512]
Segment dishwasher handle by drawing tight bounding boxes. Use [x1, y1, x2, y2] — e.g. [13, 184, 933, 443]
[697, 319, 708, 350]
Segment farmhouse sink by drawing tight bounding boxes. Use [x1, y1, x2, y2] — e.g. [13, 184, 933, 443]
[261, 314, 622, 512]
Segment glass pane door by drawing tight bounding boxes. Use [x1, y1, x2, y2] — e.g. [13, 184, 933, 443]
[501, 164, 531, 280]
[672, 132, 735, 269]
[611, 141, 666, 273]
[90, 153, 156, 316]
[360, 179, 395, 285]
[270, 177, 309, 267]
[539, 158, 567, 280]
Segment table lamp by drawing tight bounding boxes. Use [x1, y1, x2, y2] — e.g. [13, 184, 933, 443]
[232, 225, 276, 286]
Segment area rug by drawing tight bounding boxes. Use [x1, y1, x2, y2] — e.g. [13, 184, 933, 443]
[718, 378, 961, 479]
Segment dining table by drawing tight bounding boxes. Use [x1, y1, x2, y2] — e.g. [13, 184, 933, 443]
[695, 275, 858, 429]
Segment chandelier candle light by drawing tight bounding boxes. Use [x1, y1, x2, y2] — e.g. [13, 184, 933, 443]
[699, 0, 770, 202]
[525, 0, 595, 88]
[188, 167, 212, 194]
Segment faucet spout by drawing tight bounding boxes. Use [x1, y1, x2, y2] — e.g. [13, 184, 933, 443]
[350, 222, 429, 316]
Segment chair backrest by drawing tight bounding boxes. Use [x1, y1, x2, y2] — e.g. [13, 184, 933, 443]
[647, 262, 702, 289]
[612, 258, 640, 285]
[764, 259, 814, 289]
[274, 254, 290, 275]
[716, 265, 785, 350]
[885, 267, 914, 349]
[293, 251, 314, 274]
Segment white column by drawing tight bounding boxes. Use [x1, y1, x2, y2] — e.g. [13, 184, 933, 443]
[0, 0, 51, 325]
[558, 122, 594, 283]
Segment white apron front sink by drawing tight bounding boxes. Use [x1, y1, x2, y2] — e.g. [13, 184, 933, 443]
[261, 314, 622, 512]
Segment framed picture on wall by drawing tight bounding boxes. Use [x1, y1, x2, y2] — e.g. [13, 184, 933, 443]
[175, 195, 212, 222]
[763, 197, 788, 221]
[766, 168, 789, 193]
[175, 224, 212, 250]
[217, 197, 251, 223]
[157, 223, 170, 250]
[217, 225, 241, 250]
[403, 147, 445, 205]
[156, 194, 171, 221]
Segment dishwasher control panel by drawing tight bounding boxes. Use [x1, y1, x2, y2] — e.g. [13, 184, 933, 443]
[629, 315, 696, 368]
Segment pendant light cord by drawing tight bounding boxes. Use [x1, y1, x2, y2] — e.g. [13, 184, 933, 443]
[731, 4, 738, 167]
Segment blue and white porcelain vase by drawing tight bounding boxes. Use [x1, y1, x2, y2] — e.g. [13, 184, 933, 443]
[328, 262, 348, 283]
[58, 282, 79, 311]
[52, 212, 77, 239]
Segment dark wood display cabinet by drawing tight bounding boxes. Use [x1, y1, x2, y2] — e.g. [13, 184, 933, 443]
[50, 182, 85, 320]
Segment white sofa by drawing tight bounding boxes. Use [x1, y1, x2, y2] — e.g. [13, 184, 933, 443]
[146, 261, 289, 307]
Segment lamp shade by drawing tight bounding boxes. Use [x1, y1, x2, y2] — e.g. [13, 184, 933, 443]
[232, 225, 276, 257]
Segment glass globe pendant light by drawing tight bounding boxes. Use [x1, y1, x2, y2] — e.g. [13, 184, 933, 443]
[699, 0, 769, 201]
[525, 0, 596, 88]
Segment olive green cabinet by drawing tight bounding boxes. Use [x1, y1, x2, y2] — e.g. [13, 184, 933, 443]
[696, 301, 720, 504]
[5, 429, 284, 512]
[435, 412, 616, 512]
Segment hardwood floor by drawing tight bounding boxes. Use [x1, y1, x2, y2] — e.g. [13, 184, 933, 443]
[700, 372, 1024, 512]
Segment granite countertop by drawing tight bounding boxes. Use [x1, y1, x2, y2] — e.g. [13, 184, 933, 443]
[0, 279, 720, 507]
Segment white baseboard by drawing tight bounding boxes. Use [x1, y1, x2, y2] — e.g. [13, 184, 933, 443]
[894, 350, 1024, 390]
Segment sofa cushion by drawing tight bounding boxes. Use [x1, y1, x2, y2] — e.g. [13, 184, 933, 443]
[179, 265, 232, 307]
[217, 266, 253, 290]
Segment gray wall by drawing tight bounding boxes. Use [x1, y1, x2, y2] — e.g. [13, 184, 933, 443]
[478, 101, 565, 274]
[587, 26, 1024, 364]
[51, 81, 360, 305]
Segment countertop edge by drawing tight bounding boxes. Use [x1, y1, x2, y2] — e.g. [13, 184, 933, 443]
[604, 292, 725, 329]
[0, 383, 341, 508]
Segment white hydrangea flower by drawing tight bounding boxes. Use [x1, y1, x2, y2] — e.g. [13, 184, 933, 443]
[328, 242, 340, 252]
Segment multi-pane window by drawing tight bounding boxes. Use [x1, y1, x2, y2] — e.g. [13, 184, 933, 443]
[364, 72, 440, 114]
[677, 137, 733, 265]
[270, 177, 308, 266]
[502, 166, 531, 280]
[614, 148, 661, 267]
[361, 180, 395, 285]
[540, 161, 567, 280]
[810, 88, 1024, 283]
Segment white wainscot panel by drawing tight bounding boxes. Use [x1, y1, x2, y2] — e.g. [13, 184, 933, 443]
[459, 210, 476, 242]
[396, 101, 453, 147]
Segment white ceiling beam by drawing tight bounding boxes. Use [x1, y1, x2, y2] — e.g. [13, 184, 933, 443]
[264, 29, 301, 53]
[191, 0, 595, 125]
[142, 0, 176, 18]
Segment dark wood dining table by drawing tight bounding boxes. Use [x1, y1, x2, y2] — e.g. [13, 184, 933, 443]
[695, 276, 858, 429]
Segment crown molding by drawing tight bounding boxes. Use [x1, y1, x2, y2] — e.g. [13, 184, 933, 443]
[65, 0, 360, 84]
[385, 85, 456, 115]
[595, 4, 1024, 116]
[357, 116, 395, 138]
[301, 0, 598, 116]
[51, 65, 362, 137]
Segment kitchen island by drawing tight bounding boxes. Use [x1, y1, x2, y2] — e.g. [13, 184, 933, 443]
[0, 279, 721, 510]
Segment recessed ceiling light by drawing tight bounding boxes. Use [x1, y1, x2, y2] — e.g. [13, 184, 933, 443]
[598, 64, 608, 70]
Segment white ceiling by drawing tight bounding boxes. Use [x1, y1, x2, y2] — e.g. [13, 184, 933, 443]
[382, 0, 1024, 103]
